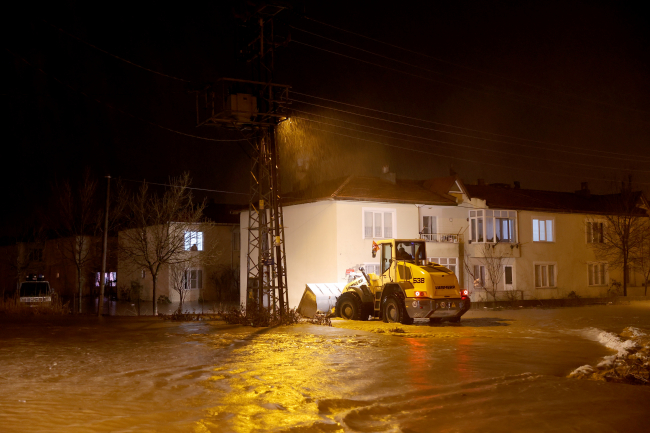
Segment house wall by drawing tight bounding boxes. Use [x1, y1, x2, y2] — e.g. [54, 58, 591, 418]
[240, 201, 339, 308]
[515, 210, 623, 300]
[335, 201, 420, 284]
[462, 205, 644, 301]
[240, 200, 432, 309]
[118, 224, 236, 303]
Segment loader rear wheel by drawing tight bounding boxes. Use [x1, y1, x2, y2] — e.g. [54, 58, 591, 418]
[336, 293, 362, 321]
[383, 295, 413, 325]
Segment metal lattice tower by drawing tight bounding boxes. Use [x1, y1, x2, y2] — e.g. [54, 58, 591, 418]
[195, 5, 290, 315]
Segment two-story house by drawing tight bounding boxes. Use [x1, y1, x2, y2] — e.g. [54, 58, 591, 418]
[117, 203, 240, 304]
[238, 174, 468, 307]
[462, 180, 650, 301]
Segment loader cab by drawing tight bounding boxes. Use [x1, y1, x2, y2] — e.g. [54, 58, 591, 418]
[377, 239, 427, 282]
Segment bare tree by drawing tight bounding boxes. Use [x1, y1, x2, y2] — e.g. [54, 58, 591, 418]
[465, 243, 513, 303]
[588, 179, 649, 296]
[169, 224, 222, 311]
[51, 170, 102, 313]
[119, 173, 205, 315]
[632, 219, 650, 296]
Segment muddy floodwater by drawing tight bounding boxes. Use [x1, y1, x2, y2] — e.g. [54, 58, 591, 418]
[1, 303, 649, 432]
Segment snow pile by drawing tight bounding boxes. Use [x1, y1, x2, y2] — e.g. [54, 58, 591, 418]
[569, 327, 650, 385]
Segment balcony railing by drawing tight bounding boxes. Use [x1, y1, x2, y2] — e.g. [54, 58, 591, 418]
[419, 233, 461, 243]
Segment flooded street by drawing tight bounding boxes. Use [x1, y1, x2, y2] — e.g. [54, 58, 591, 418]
[1, 303, 649, 432]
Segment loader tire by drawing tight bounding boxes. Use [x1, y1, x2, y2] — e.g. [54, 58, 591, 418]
[383, 294, 413, 325]
[336, 293, 362, 321]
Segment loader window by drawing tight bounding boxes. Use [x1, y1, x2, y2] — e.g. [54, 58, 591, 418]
[381, 243, 392, 275]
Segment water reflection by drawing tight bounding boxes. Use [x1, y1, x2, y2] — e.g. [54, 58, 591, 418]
[197, 331, 362, 432]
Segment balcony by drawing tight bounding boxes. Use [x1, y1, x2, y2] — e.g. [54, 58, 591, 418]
[419, 233, 462, 243]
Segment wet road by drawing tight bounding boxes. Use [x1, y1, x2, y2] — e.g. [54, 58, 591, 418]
[1, 303, 649, 432]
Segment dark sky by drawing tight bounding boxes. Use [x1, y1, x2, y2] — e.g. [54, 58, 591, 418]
[2, 1, 650, 235]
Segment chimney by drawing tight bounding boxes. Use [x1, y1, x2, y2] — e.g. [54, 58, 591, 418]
[514, 181, 520, 189]
[477, 178, 485, 186]
[382, 165, 390, 174]
[575, 182, 590, 197]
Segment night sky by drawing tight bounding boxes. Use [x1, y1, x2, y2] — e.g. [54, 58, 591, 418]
[2, 1, 650, 237]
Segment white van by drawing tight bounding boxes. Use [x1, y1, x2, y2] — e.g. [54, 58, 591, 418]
[19, 276, 53, 306]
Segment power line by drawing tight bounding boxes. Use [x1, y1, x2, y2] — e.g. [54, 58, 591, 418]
[289, 97, 650, 163]
[303, 124, 650, 186]
[291, 91, 650, 160]
[303, 16, 650, 118]
[5, 48, 255, 146]
[291, 39, 650, 129]
[43, 20, 193, 83]
[291, 113, 650, 174]
[120, 178, 249, 196]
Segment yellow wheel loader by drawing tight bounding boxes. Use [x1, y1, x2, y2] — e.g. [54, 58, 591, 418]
[335, 239, 470, 324]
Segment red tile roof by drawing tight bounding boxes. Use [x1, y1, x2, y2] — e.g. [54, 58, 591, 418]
[465, 184, 648, 216]
[283, 176, 457, 206]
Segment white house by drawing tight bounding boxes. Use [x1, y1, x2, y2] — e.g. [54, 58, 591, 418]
[239, 174, 469, 307]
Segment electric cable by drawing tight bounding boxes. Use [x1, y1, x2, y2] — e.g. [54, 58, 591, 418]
[289, 97, 650, 162]
[289, 106, 650, 164]
[5, 48, 255, 146]
[301, 124, 650, 186]
[291, 39, 650, 129]
[303, 16, 650, 117]
[292, 91, 650, 160]
[43, 20, 193, 83]
[291, 114, 650, 174]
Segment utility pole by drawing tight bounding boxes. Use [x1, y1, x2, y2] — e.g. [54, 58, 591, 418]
[98, 175, 110, 316]
[195, 5, 290, 318]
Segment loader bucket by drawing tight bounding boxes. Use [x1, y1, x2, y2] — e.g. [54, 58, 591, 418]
[297, 283, 345, 318]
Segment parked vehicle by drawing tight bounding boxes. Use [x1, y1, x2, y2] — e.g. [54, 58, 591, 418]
[335, 239, 470, 324]
[19, 275, 54, 307]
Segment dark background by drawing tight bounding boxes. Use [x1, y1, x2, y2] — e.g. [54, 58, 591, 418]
[2, 0, 649, 237]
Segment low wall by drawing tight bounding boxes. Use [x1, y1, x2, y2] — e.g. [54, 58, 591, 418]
[471, 296, 650, 310]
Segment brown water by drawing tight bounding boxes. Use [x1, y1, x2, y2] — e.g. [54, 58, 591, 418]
[1, 303, 649, 432]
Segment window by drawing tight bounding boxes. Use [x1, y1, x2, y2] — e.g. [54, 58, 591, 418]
[95, 272, 117, 288]
[184, 269, 203, 289]
[428, 257, 457, 275]
[504, 265, 513, 288]
[534, 262, 556, 288]
[380, 243, 392, 274]
[533, 218, 554, 242]
[588, 262, 607, 286]
[422, 216, 437, 234]
[470, 210, 516, 243]
[473, 265, 485, 288]
[185, 231, 203, 251]
[363, 263, 381, 276]
[586, 221, 604, 243]
[363, 208, 396, 239]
